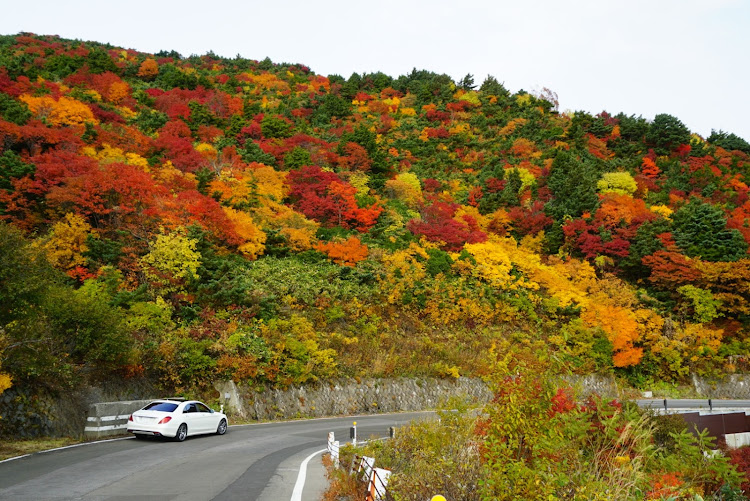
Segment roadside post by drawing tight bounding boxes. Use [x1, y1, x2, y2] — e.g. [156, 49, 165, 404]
[327, 431, 339, 468]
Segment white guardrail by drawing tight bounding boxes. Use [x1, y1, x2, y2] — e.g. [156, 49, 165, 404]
[84, 400, 152, 439]
[327, 423, 394, 501]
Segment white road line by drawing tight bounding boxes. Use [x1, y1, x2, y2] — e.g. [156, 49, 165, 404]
[37, 436, 132, 454]
[0, 454, 30, 464]
[0, 436, 133, 463]
[290, 448, 327, 501]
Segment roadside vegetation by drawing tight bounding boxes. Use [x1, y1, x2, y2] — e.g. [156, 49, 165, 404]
[327, 350, 750, 500]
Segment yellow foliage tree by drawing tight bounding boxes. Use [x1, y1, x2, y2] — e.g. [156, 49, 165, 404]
[0, 332, 11, 395]
[344, 170, 371, 197]
[259, 314, 337, 385]
[140, 228, 201, 294]
[0, 370, 11, 395]
[644, 319, 724, 378]
[223, 207, 266, 259]
[37, 213, 92, 272]
[464, 237, 515, 289]
[82, 143, 149, 169]
[19, 94, 99, 126]
[385, 172, 423, 208]
[380, 243, 429, 305]
[597, 172, 638, 196]
[209, 165, 288, 209]
[458, 91, 481, 107]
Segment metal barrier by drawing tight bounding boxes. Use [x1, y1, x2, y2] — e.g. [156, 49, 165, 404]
[365, 467, 391, 501]
[328, 433, 393, 501]
[328, 430, 451, 500]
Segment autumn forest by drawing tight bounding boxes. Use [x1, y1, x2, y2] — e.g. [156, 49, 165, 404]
[1, 33, 750, 414]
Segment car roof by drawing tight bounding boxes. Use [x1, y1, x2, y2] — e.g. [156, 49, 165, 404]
[147, 399, 205, 405]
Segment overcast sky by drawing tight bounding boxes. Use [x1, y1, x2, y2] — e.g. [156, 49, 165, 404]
[2, 0, 749, 141]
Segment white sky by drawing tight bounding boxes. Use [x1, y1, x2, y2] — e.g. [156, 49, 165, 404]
[2, 0, 749, 141]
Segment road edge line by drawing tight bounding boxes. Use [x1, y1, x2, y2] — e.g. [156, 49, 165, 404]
[0, 436, 133, 463]
[290, 447, 327, 501]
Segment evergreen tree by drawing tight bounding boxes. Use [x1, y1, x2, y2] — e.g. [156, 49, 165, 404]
[544, 152, 600, 222]
[707, 129, 750, 155]
[672, 198, 748, 262]
[646, 113, 691, 155]
[458, 73, 476, 90]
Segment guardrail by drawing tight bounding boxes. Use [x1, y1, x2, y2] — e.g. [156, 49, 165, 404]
[84, 399, 152, 439]
[637, 399, 750, 444]
[327, 423, 405, 501]
[637, 398, 750, 413]
[327, 428, 393, 501]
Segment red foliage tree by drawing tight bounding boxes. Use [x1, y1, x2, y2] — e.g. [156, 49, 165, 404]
[508, 201, 552, 236]
[287, 166, 382, 231]
[642, 244, 702, 289]
[727, 446, 750, 493]
[154, 120, 204, 172]
[337, 141, 371, 171]
[168, 190, 241, 245]
[407, 201, 487, 251]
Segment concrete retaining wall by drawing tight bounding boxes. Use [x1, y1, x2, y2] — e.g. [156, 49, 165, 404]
[726, 432, 750, 449]
[84, 400, 152, 439]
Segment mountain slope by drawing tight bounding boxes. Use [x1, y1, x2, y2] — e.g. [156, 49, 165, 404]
[1, 33, 749, 400]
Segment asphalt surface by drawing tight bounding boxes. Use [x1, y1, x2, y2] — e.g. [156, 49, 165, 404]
[0, 411, 435, 501]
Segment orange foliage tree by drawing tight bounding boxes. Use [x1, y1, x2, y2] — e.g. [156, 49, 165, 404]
[315, 236, 368, 267]
[137, 58, 159, 79]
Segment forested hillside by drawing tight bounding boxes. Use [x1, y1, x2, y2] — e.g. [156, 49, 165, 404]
[1, 33, 750, 400]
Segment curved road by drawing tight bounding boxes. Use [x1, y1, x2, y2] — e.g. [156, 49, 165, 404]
[0, 411, 434, 501]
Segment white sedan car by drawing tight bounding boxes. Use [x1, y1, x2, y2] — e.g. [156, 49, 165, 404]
[127, 399, 228, 441]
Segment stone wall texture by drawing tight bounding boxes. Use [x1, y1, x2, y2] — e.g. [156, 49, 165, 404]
[692, 374, 750, 399]
[3, 374, 750, 438]
[0, 379, 158, 438]
[215, 377, 493, 421]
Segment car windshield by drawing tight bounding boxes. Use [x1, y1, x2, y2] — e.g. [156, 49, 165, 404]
[143, 402, 178, 412]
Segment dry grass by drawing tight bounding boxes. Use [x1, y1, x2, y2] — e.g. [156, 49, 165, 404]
[0, 437, 85, 461]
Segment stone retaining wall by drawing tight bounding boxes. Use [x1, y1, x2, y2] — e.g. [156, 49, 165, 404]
[0, 378, 159, 439]
[4, 374, 750, 439]
[692, 374, 750, 399]
[215, 377, 493, 421]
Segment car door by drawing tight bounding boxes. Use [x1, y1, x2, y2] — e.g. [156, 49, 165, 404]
[181, 402, 200, 435]
[194, 402, 215, 433]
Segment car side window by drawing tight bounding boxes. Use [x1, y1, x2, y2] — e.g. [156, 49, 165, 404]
[196, 403, 210, 413]
[183, 403, 196, 413]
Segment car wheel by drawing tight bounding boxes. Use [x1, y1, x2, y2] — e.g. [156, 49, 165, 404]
[174, 423, 188, 442]
[216, 419, 227, 435]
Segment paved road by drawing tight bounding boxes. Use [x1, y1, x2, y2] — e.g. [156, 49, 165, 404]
[0, 411, 434, 501]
